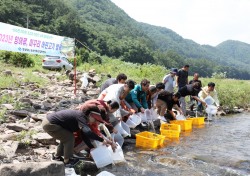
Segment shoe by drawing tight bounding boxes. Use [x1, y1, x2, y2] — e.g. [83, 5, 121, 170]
[64, 158, 80, 168]
[51, 153, 64, 162]
[73, 152, 88, 159]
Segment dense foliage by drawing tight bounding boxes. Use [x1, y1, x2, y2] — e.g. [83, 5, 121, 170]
[0, 0, 250, 79]
[0, 51, 34, 67]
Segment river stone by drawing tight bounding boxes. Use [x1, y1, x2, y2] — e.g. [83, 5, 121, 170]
[0, 161, 64, 176]
[32, 133, 56, 145]
[1, 104, 14, 110]
[0, 141, 19, 158]
[6, 123, 29, 132]
[10, 110, 29, 117]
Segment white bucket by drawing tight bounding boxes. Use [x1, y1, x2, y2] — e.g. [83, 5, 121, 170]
[138, 112, 147, 122]
[204, 96, 215, 105]
[145, 109, 152, 121]
[150, 108, 158, 121]
[111, 142, 126, 164]
[114, 121, 130, 137]
[206, 105, 217, 115]
[126, 114, 141, 128]
[121, 121, 131, 137]
[112, 133, 124, 147]
[90, 145, 113, 168]
[176, 114, 186, 120]
[97, 171, 116, 176]
[126, 118, 137, 128]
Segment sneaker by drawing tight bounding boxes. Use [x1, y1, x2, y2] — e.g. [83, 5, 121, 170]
[51, 153, 64, 162]
[64, 158, 80, 168]
[73, 152, 88, 159]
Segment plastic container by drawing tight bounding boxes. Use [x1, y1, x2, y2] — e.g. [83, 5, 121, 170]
[206, 105, 217, 115]
[160, 123, 181, 132]
[170, 120, 192, 131]
[160, 129, 180, 139]
[150, 108, 159, 121]
[97, 171, 116, 176]
[204, 96, 215, 105]
[126, 114, 141, 128]
[111, 142, 126, 164]
[135, 131, 165, 149]
[187, 117, 205, 126]
[80, 73, 88, 89]
[90, 145, 113, 168]
[114, 121, 130, 137]
[145, 109, 152, 121]
[138, 112, 147, 122]
[121, 121, 131, 137]
[176, 114, 186, 120]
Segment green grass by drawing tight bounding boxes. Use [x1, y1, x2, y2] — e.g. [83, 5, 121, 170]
[79, 57, 250, 110]
[0, 55, 250, 110]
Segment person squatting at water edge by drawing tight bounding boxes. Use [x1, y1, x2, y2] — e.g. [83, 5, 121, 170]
[42, 108, 117, 167]
[76, 99, 130, 147]
[155, 91, 183, 122]
[125, 79, 150, 113]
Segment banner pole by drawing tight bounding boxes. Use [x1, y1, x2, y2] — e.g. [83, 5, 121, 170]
[74, 38, 77, 95]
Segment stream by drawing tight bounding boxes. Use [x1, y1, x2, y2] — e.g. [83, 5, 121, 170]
[93, 113, 250, 176]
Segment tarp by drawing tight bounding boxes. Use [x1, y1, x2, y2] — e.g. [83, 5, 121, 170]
[0, 22, 75, 57]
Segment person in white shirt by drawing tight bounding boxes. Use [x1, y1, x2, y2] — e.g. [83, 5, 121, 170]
[162, 68, 178, 93]
[198, 82, 220, 111]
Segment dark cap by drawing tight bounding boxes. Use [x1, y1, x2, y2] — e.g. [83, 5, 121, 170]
[170, 68, 178, 74]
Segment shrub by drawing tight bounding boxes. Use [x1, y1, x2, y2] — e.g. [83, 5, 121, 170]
[0, 51, 34, 67]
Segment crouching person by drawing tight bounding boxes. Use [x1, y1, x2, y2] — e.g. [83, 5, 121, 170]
[42, 109, 116, 167]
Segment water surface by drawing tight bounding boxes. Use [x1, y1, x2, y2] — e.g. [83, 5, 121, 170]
[98, 113, 250, 176]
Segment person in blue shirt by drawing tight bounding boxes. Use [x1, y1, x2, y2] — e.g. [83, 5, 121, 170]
[125, 79, 150, 113]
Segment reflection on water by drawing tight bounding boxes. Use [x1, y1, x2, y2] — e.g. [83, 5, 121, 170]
[98, 113, 250, 176]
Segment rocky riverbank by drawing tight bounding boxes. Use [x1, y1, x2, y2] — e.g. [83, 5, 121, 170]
[0, 69, 247, 176]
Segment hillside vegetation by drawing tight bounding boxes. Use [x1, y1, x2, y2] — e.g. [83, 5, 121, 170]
[0, 0, 250, 79]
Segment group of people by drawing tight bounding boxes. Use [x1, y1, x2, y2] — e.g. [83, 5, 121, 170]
[42, 67, 220, 167]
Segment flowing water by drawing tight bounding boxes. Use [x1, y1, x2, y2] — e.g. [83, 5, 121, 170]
[96, 112, 250, 176]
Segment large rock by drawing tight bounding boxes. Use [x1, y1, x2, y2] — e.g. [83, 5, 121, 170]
[10, 110, 30, 118]
[6, 123, 29, 132]
[32, 132, 56, 145]
[0, 161, 65, 176]
[0, 141, 19, 158]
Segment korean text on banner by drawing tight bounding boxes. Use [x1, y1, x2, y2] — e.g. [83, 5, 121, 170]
[0, 22, 75, 58]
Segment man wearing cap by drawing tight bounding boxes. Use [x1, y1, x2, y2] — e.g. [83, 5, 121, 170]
[42, 109, 116, 167]
[162, 68, 178, 93]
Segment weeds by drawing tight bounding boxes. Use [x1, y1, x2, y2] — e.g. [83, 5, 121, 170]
[16, 130, 37, 146]
[0, 108, 7, 123]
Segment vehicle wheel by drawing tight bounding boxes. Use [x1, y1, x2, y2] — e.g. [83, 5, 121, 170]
[62, 65, 66, 70]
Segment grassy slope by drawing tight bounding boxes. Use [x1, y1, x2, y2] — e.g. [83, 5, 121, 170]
[0, 56, 250, 109]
